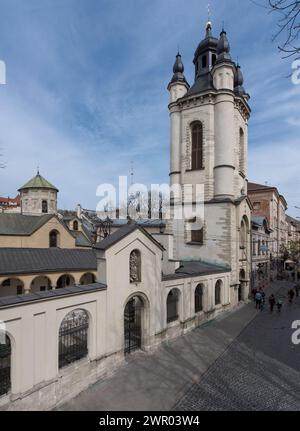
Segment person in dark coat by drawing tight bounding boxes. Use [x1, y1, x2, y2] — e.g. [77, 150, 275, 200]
[269, 294, 276, 313]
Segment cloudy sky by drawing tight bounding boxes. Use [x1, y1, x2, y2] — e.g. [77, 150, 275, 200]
[0, 0, 299, 216]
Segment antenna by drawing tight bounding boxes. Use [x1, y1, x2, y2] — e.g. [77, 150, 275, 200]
[130, 161, 134, 186]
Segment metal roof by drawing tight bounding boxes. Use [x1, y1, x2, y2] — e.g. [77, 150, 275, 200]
[0, 282, 106, 309]
[18, 173, 58, 192]
[72, 231, 92, 247]
[163, 261, 230, 281]
[0, 248, 97, 276]
[0, 213, 55, 236]
[94, 224, 164, 251]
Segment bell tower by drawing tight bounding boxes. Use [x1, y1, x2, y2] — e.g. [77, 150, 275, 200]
[167, 20, 251, 287]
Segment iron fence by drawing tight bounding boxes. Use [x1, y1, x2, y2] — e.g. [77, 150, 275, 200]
[0, 336, 11, 397]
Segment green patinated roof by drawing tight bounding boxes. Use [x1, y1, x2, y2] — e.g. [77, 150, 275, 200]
[18, 174, 58, 192]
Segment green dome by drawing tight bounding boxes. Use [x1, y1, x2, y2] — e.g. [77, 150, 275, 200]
[18, 173, 59, 192]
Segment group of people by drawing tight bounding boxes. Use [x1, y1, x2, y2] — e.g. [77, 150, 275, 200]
[252, 283, 299, 313]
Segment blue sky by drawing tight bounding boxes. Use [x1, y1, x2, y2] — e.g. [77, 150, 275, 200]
[0, 0, 299, 217]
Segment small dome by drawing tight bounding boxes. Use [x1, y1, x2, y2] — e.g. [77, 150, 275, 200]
[216, 29, 231, 62]
[234, 64, 244, 87]
[234, 64, 246, 96]
[168, 52, 189, 88]
[173, 53, 184, 74]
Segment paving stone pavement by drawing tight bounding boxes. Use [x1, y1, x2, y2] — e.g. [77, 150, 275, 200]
[174, 282, 300, 411]
[58, 281, 300, 411]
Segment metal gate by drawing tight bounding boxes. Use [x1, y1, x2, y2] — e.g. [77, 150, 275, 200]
[59, 310, 88, 369]
[124, 297, 142, 354]
[0, 335, 11, 397]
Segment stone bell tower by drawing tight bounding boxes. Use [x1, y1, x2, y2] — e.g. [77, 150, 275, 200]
[167, 21, 252, 298]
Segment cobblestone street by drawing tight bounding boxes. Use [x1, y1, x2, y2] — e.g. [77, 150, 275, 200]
[174, 282, 300, 411]
[59, 281, 300, 411]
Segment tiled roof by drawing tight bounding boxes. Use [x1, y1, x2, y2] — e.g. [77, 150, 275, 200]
[0, 213, 54, 236]
[0, 195, 21, 206]
[163, 261, 231, 281]
[248, 182, 274, 191]
[0, 283, 106, 309]
[0, 248, 97, 275]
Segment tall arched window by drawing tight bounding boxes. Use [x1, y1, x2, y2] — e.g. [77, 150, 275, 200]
[42, 200, 48, 213]
[167, 289, 180, 323]
[73, 220, 78, 231]
[0, 335, 11, 396]
[49, 230, 58, 248]
[59, 310, 89, 369]
[191, 122, 203, 170]
[195, 284, 204, 313]
[215, 280, 222, 306]
[129, 250, 141, 283]
[239, 128, 245, 174]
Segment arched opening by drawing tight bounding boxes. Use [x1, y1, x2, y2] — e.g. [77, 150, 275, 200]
[191, 122, 203, 170]
[80, 273, 96, 285]
[124, 296, 146, 354]
[239, 269, 246, 302]
[129, 250, 141, 283]
[58, 309, 89, 369]
[212, 54, 217, 66]
[42, 200, 48, 214]
[0, 335, 11, 397]
[195, 284, 204, 313]
[49, 230, 59, 248]
[56, 274, 75, 289]
[0, 278, 24, 297]
[167, 288, 180, 324]
[202, 54, 207, 68]
[215, 280, 222, 306]
[73, 220, 78, 231]
[30, 275, 52, 293]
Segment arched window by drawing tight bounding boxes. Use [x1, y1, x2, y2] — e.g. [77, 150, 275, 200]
[195, 284, 204, 313]
[167, 289, 180, 323]
[49, 230, 58, 248]
[42, 200, 48, 213]
[73, 220, 78, 231]
[0, 335, 11, 396]
[129, 250, 141, 283]
[202, 55, 207, 68]
[239, 128, 245, 174]
[59, 310, 89, 369]
[215, 280, 222, 306]
[212, 54, 217, 66]
[191, 123, 203, 170]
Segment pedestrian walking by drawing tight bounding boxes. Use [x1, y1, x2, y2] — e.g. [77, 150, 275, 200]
[252, 288, 257, 301]
[269, 294, 276, 313]
[255, 291, 262, 310]
[294, 284, 300, 298]
[288, 289, 295, 304]
[276, 299, 283, 313]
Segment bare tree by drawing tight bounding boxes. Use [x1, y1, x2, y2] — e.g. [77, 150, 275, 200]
[252, 1, 300, 59]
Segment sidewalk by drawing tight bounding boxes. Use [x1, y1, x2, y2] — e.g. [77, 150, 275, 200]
[58, 291, 266, 411]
